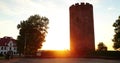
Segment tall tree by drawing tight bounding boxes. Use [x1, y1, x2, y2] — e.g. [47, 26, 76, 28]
[113, 16, 120, 51]
[97, 42, 107, 51]
[17, 14, 49, 55]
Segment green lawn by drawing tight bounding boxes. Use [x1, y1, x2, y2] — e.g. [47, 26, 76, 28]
[0, 56, 5, 60]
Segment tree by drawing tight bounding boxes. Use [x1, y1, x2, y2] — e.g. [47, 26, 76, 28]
[97, 42, 107, 51]
[17, 14, 49, 55]
[113, 16, 120, 51]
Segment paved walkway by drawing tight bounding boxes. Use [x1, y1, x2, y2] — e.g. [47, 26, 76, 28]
[0, 58, 120, 63]
[0, 58, 21, 63]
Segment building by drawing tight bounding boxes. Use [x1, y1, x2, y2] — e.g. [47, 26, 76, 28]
[0, 36, 17, 55]
[70, 2, 95, 56]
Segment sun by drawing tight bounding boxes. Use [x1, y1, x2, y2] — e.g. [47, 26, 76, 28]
[41, 33, 70, 50]
[41, 23, 70, 50]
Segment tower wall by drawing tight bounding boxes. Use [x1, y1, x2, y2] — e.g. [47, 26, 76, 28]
[70, 2, 95, 55]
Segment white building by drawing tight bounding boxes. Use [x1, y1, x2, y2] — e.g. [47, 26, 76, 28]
[0, 37, 17, 55]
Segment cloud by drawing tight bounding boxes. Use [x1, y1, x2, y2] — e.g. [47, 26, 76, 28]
[107, 7, 115, 11]
[0, 0, 69, 38]
[0, 20, 19, 39]
[0, 1, 14, 15]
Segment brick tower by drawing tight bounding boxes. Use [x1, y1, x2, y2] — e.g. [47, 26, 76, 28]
[70, 2, 95, 56]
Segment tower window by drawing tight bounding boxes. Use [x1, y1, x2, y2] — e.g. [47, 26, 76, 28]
[10, 47, 11, 50]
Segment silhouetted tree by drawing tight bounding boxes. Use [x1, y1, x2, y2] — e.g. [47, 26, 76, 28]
[97, 42, 107, 51]
[17, 14, 49, 55]
[113, 16, 120, 51]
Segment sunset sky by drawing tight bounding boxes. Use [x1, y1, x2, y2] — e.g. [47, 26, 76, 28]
[0, 0, 120, 50]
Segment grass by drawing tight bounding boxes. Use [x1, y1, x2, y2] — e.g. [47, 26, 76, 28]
[0, 56, 5, 60]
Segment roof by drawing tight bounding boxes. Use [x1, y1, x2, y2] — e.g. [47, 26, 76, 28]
[0, 36, 16, 46]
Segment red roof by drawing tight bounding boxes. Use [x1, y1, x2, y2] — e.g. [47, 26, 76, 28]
[0, 36, 16, 46]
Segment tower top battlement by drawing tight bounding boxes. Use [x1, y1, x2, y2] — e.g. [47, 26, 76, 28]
[70, 2, 92, 8]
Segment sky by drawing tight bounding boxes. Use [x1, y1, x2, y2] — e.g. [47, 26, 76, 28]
[0, 0, 120, 50]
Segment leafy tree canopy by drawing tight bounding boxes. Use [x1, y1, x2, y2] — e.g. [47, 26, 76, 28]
[97, 42, 107, 51]
[17, 14, 49, 55]
[113, 16, 120, 51]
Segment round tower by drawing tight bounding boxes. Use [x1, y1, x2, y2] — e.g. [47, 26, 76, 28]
[70, 2, 95, 56]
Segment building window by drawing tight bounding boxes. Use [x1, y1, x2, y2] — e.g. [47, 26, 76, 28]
[14, 52, 16, 54]
[1, 47, 3, 50]
[4, 47, 6, 50]
[4, 52, 6, 54]
[1, 52, 3, 54]
[10, 43, 12, 46]
[10, 47, 11, 50]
